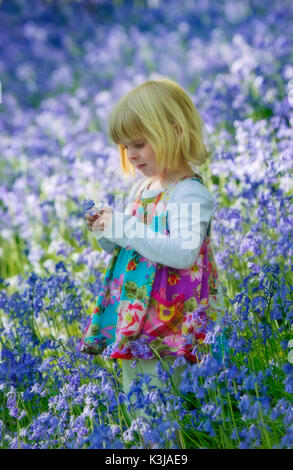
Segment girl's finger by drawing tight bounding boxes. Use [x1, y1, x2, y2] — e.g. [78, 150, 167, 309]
[86, 212, 99, 221]
[87, 208, 99, 216]
[92, 219, 104, 231]
[102, 205, 112, 213]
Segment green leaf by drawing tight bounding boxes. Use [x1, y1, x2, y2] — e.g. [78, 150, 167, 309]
[124, 281, 138, 299]
[136, 285, 147, 300]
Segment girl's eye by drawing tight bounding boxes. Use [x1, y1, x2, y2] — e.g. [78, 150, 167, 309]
[121, 143, 144, 150]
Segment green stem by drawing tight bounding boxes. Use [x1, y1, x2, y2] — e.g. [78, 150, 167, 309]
[225, 385, 240, 447]
[1, 359, 11, 448]
[254, 383, 272, 448]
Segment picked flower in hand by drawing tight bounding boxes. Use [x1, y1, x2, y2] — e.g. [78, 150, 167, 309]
[82, 198, 95, 214]
[83, 197, 113, 232]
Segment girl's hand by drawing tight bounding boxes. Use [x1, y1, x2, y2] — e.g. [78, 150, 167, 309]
[86, 206, 113, 232]
[92, 206, 113, 232]
[85, 207, 99, 231]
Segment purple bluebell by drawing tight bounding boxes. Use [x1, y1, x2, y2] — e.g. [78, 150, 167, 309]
[82, 199, 95, 214]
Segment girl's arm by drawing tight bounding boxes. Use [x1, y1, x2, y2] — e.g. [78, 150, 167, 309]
[94, 180, 214, 269]
[93, 178, 146, 254]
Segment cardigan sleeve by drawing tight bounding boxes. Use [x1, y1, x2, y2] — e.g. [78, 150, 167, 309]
[94, 180, 214, 269]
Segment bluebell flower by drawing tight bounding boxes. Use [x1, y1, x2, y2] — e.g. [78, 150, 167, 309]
[239, 394, 251, 416]
[27, 272, 39, 287]
[243, 373, 258, 391]
[87, 423, 123, 449]
[282, 363, 293, 394]
[178, 379, 193, 394]
[199, 418, 216, 437]
[110, 425, 121, 438]
[283, 374, 293, 394]
[247, 424, 261, 444]
[194, 384, 205, 399]
[55, 261, 68, 272]
[82, 198, 95, 213]
[259, 395, 271, 413]
[270, 405, 282, 420]
[281, 425, 293, 449]
[238, 429, 250, 449]
[283, 406, 293, 427]
[173, 356, 188, 368]
[118, 392, 126, 405]
[230, 428, 238, 440]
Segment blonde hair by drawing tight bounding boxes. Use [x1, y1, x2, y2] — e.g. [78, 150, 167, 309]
[107, 78, 210, 178]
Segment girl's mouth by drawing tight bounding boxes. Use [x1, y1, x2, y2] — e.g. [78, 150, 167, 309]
[137, 164, 146, 169]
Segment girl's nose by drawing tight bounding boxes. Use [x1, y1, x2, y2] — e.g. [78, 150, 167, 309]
[128, 150, 139, 161]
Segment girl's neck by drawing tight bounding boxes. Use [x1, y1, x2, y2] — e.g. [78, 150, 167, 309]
[147, 166, 195, 190]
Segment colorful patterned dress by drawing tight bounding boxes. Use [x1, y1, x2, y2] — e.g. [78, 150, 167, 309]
[79, 173, 225, 363]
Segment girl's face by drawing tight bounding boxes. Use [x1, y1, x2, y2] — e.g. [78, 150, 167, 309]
[121, 139, 159, 177]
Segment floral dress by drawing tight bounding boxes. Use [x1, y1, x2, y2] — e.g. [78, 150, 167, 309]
[79, 173, 225, 363]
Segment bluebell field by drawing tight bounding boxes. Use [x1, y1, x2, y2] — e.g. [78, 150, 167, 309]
[0, 0, 292, 449]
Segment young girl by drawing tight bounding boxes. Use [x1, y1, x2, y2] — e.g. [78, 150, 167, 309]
[79, 78, 225, 415]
